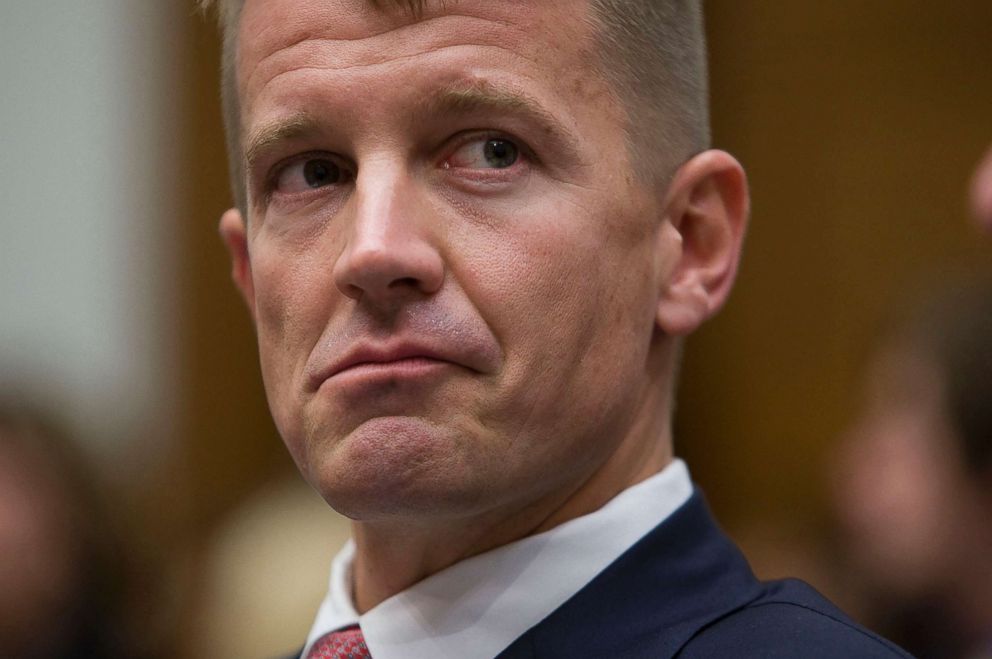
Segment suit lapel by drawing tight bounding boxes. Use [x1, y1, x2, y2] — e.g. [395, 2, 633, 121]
[497, 492, 764, 659]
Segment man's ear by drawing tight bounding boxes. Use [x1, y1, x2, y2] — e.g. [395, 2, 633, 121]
[219, 207, 256, 318]
[655, 150, 749, 336]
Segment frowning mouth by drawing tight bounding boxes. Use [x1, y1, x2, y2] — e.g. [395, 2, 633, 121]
[307, 343, 463, 392]
[333, 356, 453, 384]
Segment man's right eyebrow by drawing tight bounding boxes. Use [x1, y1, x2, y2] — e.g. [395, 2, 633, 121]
[244, 114, 321, 170]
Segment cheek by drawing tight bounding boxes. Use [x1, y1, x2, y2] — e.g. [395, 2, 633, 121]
[252, 236, 338, 348]
[451, 194, 658, 428]
[250, 243, 334, 436]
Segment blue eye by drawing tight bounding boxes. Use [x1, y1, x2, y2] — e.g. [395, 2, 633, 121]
[482, 139, 519, 168]
[447, 137, 521, 170]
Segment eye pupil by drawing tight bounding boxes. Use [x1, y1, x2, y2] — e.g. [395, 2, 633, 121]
[483, 139, 518, 168]
[303, 159, 341, 188]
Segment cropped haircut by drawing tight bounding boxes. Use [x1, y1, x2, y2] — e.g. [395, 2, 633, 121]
[200, 0, 710, 217]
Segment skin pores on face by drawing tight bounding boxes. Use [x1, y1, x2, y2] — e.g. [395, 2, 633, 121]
[235, 0, 678, 527]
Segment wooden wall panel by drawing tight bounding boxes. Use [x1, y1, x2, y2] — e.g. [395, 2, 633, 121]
[681, 1, 992, 548]
[179, 9, 294, 538]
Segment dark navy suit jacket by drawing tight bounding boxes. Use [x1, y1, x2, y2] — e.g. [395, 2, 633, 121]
[496, 492, 911, 658]
[292, 492, 912, 658]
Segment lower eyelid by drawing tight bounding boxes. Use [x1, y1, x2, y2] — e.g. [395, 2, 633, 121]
[442, 164, 530, 191]
[266, 185, 354, 217]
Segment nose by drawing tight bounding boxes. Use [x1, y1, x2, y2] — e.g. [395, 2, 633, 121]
[333, 166, 445, 305]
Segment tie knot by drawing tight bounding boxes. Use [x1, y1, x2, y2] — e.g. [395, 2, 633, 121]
[306, 625, 371, 659]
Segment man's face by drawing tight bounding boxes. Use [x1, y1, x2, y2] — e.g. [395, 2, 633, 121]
[232, 0, 677, 521]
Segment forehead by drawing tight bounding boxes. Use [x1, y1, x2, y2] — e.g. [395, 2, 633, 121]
[238, 0, 594, 63]
[236, 0, 606, 122]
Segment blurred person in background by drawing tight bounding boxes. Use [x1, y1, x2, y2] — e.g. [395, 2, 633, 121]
[832, 276, 992, 659]
[0, 401, 145, 659]
[192, 475, 352, 659]
[972, 145, 992, 234]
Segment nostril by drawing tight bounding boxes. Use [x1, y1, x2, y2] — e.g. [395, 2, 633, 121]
[390, 277, 421, 289]
[341, 283, 364, 300]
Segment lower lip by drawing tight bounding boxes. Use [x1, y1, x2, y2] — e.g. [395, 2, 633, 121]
[325, 357, 453, 388]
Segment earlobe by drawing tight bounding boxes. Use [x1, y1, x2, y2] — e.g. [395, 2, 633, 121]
[655, 150, 749, 336]
[218, 208, 256, 318]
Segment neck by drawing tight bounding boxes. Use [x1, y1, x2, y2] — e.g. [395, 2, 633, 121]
[348, 383, 674, 613]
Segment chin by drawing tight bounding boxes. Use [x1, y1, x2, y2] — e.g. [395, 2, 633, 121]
[307, 415, 493, 521]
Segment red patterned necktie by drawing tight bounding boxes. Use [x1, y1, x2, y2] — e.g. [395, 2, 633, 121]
[306, 625, 371, 659]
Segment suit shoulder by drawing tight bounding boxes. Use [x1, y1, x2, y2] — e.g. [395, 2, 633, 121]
[675, 579, 913, 659]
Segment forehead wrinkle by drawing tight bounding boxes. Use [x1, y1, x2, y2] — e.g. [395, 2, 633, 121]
[251, 43, 530, 98]
[242, 13, 528, 102]
[242, 40, 549, 145]
[244, 32, 554, 120]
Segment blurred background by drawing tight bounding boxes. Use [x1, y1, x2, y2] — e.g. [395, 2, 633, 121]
[0, 1, 989, 657]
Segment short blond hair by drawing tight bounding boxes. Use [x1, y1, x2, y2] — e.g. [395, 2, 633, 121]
[200, 0, 709, 216]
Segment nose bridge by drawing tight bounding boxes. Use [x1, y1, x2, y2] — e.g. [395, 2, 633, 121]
[333, 159, 444, 302]
[352, 161, 411, 249]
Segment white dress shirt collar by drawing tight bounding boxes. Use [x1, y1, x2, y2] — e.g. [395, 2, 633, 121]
[303, 459, 693, 659]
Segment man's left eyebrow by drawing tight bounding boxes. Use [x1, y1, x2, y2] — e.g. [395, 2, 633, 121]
[244, 113, 319, 170]
[416, 81, 582, 159]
